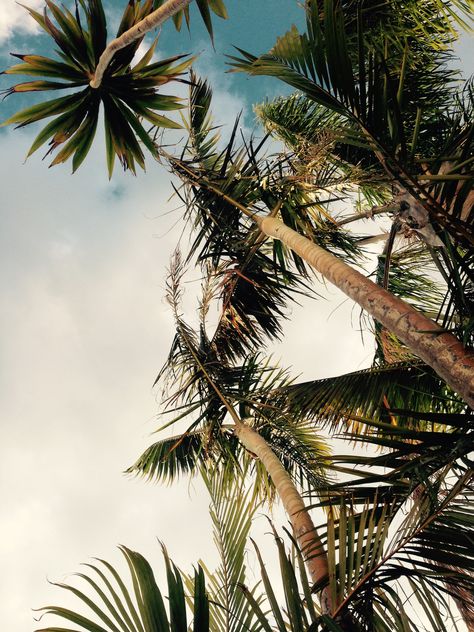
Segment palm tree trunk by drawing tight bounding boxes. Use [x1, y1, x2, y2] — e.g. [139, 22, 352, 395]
[90, 0, 193, 88]
[233, 420, 333, 614]
[255, 215, 474, 409]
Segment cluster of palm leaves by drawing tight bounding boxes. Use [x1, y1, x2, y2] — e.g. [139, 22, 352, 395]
[4, 0, 473, 630]
[1, 0, 227, 175]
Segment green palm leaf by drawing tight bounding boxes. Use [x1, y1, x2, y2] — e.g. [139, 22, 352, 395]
[273, 362, 465, 436]
[152, 0, 228, 42]
[34, 546, 210, 632]
[184, 466, 263, 632]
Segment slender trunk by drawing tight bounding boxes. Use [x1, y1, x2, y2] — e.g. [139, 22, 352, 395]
[255, 215, 474, 409]
[90, 0, 193, 88]
[233, 420, 333, 614]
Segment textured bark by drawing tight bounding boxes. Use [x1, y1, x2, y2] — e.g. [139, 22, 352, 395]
[234, 421, 332, 614]
[256, 215, 474, 409]
[90, 0, 193, 88]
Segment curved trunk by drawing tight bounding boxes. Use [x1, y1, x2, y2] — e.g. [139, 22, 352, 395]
[256, 215, 474, 409]
[90, 0, 193, 88]
[233, 420, 332, 614]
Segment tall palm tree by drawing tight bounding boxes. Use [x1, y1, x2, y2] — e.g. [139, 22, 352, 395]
[127, 249, 336, 613]
[226, 0, 474, 399]
[168, 73, 474, 407]
[164, 67, 474, 622]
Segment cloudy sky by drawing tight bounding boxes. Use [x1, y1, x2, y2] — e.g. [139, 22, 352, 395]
[0, 2, 471, 631]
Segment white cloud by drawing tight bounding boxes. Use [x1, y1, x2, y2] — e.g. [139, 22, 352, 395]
[0, 0, 44, 44]
[0, 127, 217, 631]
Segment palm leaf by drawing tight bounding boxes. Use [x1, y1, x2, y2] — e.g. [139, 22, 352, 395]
[152, 0, 228, 41]
[272, 362, 466, 436]
[188, 465, 263, 632]
[34, 546, 211, 631]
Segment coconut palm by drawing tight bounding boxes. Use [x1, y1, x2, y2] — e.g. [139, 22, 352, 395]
[3, 1, 473, 627]
[162, 75, 474, 620]
[226, 0, 474, 398]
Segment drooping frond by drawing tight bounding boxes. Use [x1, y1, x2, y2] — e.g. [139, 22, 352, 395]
[126, 429, 236, 484]
[272, 362, 466, 436]
[34, 545, 210, 631]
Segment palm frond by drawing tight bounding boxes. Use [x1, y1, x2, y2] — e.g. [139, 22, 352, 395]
[230, 0, 474, 246]
[34, 545, 210, 631]
[244, 529, 319, 631]
[126, 429, 235, 484]
[194, 465, 263, 632]
[305, 462, 474, 630]
[272, 362, 466, 437]
[255, 94, 391, 210]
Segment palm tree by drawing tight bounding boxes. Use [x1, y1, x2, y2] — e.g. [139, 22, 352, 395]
[1, 0, 227, 175]
[167, 76, 474, 408]
[127, 249, 336, 613]
[161, 67, 474, 622]
[3, 1, 473, 627]
[32, 448, 474, 631]
[226, 0, 474, 400]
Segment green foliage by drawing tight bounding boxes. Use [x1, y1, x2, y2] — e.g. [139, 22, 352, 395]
[1, 0, 192, 175]
[190, 466, 263, 631]
[272, 361, 466, 436]
[153, 0, 228, 42]
[10, 1, 474, 630]
[34, 545, 210, 631]
[231, 0, 474, 247]
[169, 73, 363, 360]
[127, 251, 332, 503]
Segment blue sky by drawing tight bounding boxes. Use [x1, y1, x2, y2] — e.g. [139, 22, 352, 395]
[0, 2, 472, 631]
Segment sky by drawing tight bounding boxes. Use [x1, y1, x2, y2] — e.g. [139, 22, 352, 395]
[0, 2, 472, 631]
